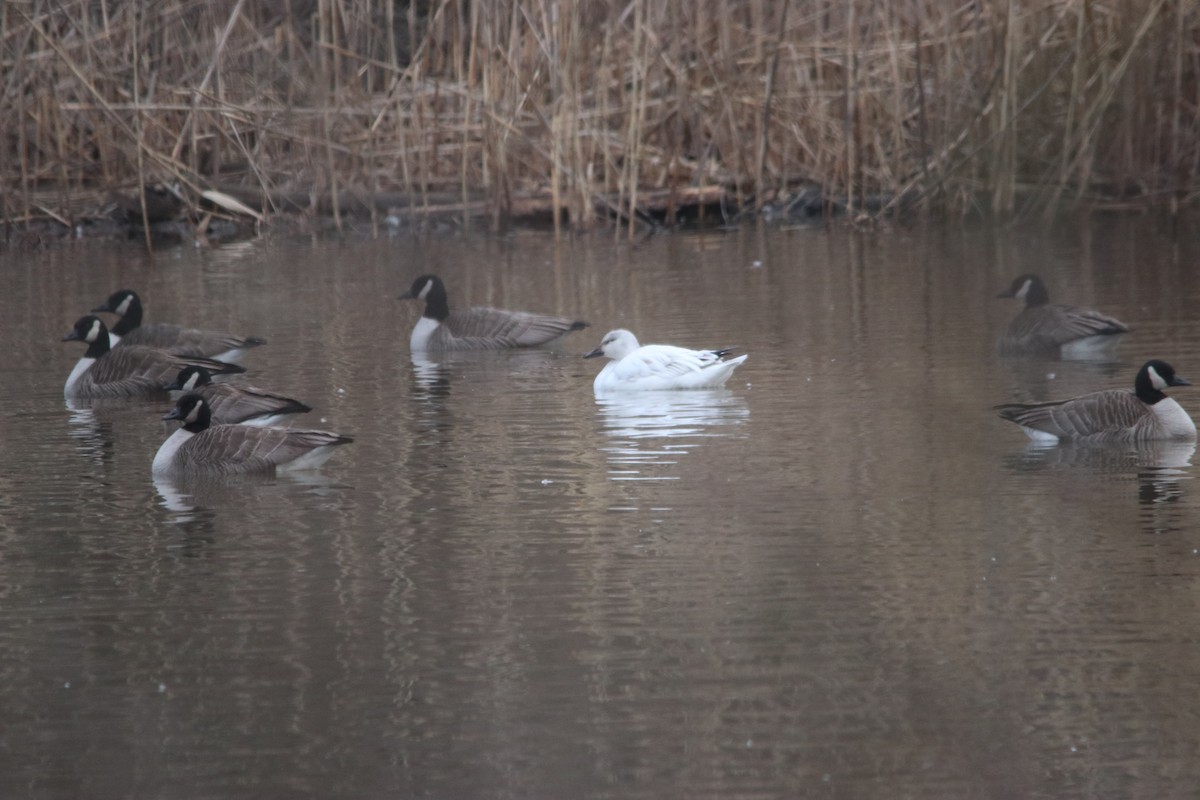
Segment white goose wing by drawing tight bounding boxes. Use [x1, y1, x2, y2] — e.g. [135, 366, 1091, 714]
[609, 345, 728, 382]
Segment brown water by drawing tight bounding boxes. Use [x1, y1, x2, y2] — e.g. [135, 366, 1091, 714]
[4, 219, 1200, 799]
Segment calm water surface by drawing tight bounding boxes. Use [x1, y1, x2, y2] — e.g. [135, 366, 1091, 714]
[4, 219, 1200, 798]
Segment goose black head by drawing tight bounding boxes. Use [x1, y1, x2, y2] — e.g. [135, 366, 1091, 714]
[62, 315, 111, 357]
[163, 393, 213, 432]
[164, 365, 214, 392]
[399, 275, 449, 320]
[92, 289, 141, 317]
[996, 274, 1049, 307]
[1136, 359, 1191, 404]
[399, 275, 445, 301]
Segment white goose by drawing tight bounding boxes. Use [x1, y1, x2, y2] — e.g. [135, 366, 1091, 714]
[584, 328, 748, 393]
[996, 359, 1195, 443]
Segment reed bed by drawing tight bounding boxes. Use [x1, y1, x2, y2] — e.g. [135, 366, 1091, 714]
[2, 0, 1199, 236]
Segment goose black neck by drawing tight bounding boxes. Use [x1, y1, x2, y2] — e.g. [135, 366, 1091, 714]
[1023, 279, 1050, 308]
[85, 330, 112, 359]
[182, 402, 213, 433]
[1135, 370, 1166, 405]
[422, 283, 450, 322]
[111, 295, 144, 335]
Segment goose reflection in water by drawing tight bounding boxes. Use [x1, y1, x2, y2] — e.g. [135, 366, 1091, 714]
[65, 399, 108, 460]
[1002, 439, 1195, 531]
[154, 471, 341, 527]
[596, 390, 749, 481]
[1133, 440, 1195, 520]
[1004, 439, 1195, 473]
[410, 352, 451, 398]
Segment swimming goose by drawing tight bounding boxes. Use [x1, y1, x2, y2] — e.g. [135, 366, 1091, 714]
[164, 366, 312, 426]
[996, 274, 1130, 357]
[153, 394, 353, 475]
[584, 328, 748, 393]
[996, 359, 1195, 443]
[63, 315, 245, 399]
[398, 274, 588, 351]
[92, 289, 266, 360]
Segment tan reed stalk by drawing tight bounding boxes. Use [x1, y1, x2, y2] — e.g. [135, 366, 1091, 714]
[755, 0, 790, 206]
[622, 0, 647, 240]
[131, 3, 153, 253]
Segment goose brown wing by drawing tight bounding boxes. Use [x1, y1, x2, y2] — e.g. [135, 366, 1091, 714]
[445, 307, 586, 348]
[996, 389, 1146, 439]
[121, 323, 263, 358]
[94, 346, 243, 385]
[1007, 304, 1129, 350]
[177, 426, 350, 474]
[199, 383, 311, 424]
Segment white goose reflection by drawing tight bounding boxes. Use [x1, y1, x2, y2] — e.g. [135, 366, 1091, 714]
[596, 390, 749, 481]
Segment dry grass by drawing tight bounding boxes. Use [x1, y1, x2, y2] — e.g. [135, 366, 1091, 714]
[3, 0, 1199, 234]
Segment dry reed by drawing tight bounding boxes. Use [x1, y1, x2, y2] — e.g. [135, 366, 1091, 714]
[2, 0, 1199, 236]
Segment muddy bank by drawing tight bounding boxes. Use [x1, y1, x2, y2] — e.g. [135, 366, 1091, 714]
[4, 181, 921, 250]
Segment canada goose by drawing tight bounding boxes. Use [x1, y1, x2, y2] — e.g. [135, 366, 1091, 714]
[165, 366, 312, 426]
[92, 289, 266, 360]
[996, 359, 1195, 443]
[62, 315, 245, 399]
[996, 273, 1130, 357]
[584, 328, 748, 392]
[153, 394, 353, 475]
[398, 274, 588, 351]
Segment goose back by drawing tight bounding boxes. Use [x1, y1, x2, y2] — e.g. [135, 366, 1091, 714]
[165, 366, 311, 426]
[1001, 304, 1129, 356]
[93, 289, 265, 360]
